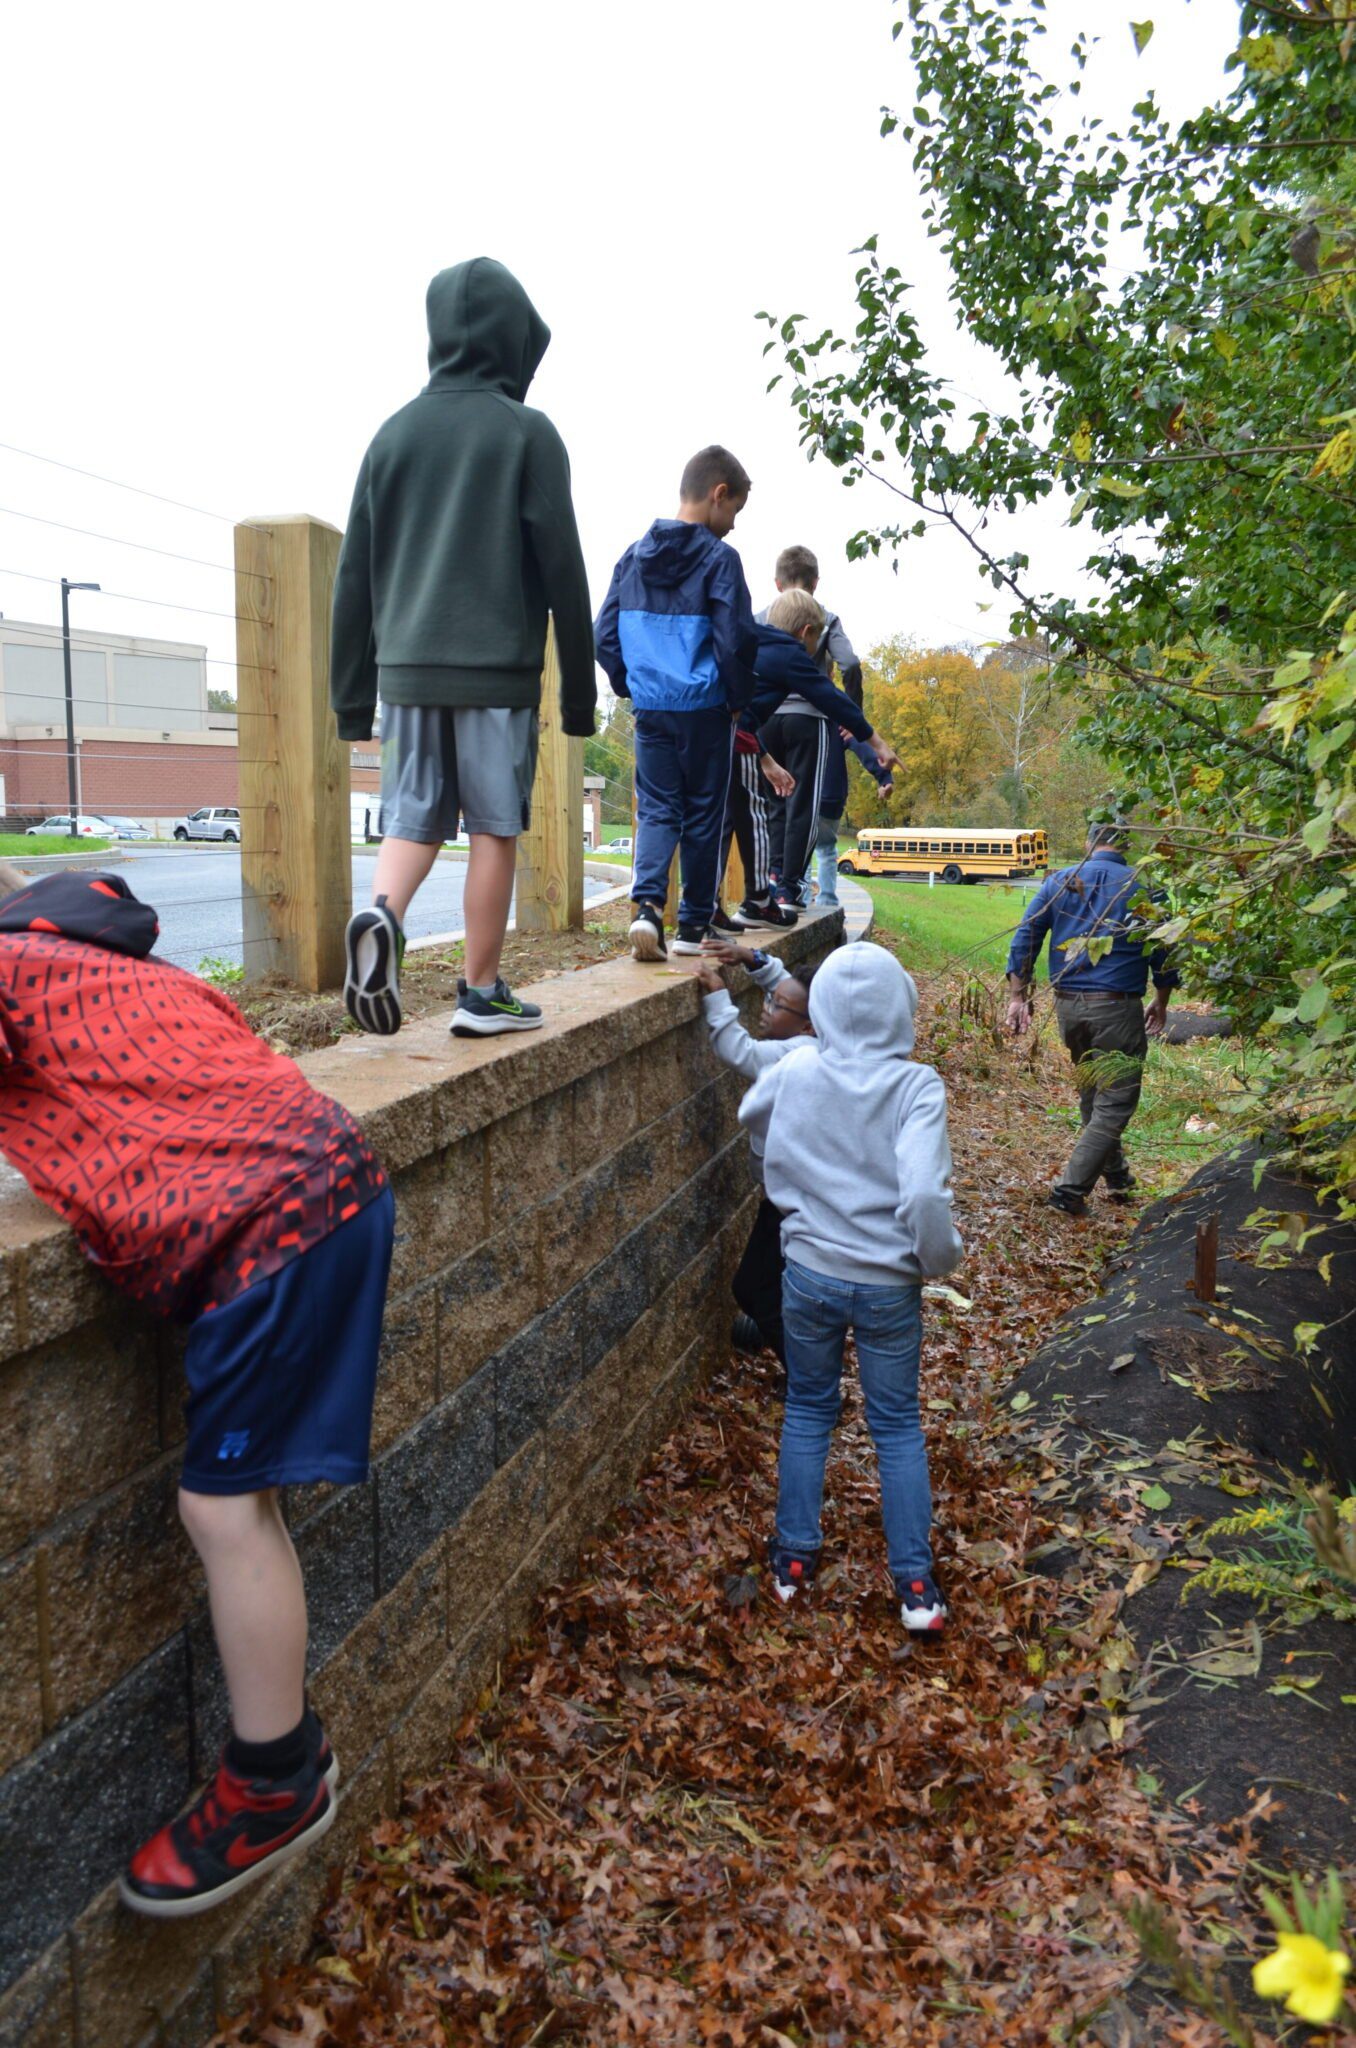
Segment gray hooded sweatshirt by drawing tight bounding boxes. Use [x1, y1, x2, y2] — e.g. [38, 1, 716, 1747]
[738, 942, 963, 1287]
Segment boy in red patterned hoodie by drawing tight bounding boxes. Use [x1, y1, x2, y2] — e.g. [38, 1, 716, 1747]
[0, 866, 394, 1916]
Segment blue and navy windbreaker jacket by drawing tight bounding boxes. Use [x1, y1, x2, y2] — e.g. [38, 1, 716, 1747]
[822, 733, 892, 815]
[1006, 848, 1180, 995]
[744, 625, 873, 744]
[593, 521, 758, 713]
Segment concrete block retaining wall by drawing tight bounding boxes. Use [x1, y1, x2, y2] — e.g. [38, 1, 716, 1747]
[0, 914, 838, 2048]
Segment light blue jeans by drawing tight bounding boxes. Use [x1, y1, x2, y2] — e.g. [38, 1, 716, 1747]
[775, 1258, 933, 1589]
[814, 811, 842, 907]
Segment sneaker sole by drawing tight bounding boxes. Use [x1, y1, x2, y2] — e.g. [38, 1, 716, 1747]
[670, 938, 707, 955]
[732, 907, 776, 928]
[343, 913, 401, 1037]
[901, 1605, 948, 1634]
[629, 918, 664, 962]
[450, 1010, 544, 1036]
[117, 1792, 336, 1920]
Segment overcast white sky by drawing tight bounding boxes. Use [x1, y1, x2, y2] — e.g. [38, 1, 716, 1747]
[0, 0, 1241, 697]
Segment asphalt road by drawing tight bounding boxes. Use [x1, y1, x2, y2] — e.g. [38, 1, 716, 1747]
[109, 848, 616, 975]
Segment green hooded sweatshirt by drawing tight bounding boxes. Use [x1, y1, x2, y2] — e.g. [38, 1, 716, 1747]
[330, 258, 597, 741]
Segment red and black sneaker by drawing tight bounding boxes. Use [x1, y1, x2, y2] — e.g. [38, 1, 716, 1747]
[119, 1751, 335, 1918]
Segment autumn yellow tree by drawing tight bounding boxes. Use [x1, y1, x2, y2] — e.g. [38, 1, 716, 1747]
[845, 638, 1104, 854]
[846, 641, 999, 829]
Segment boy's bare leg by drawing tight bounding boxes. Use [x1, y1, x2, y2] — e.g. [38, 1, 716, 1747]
[179, 1487, 307, 1743]
[462, 832, 517, 986]
[370, 835, 441, 926]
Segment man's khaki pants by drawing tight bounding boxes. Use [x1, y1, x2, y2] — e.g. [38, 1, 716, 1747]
[1053, 991, 1148, 1196]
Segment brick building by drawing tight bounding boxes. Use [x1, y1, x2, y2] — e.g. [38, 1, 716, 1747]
[0, 621, 381, 829]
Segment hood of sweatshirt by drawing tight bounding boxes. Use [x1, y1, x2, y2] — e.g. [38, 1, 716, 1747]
[808, 941, 917, 1061]
[425, 258, 551, 401]
[0, 870, 159, 956]
[631, 519, 720, 589]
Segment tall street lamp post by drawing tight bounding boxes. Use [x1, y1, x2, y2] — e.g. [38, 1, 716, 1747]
[61, 579, 100, 840]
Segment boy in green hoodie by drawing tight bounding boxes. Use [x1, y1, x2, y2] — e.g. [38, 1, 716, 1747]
[331, 258, 596, 1038]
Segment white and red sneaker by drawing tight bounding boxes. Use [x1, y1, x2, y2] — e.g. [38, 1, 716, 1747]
[768, 1541, 817, 1604]
[899, 1574, 948, 1633]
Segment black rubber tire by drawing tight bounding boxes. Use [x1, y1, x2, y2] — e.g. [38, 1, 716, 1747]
[173, 828, 188, 841]
[223, 830, 238, 842]
[837, 858, 857, 875]
[942, 863, 963, 884]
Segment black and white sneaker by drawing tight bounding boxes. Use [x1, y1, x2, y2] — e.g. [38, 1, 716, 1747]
[343, 896, 404, 1036]
[451, 978, 543, 1036]
[709, 907, 743, 935]
[898, 1573, 948, 1634]
[629, 903, 666, 962]
[733, 897, 797, 931]
[671, 923, 711, 955]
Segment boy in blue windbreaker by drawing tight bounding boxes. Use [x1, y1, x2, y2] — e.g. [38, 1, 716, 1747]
[595, 447, 759, 960]
[749, 591, 898, 917]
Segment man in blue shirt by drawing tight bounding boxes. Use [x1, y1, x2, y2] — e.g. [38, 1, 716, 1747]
[1006, 823, 1178, 1215]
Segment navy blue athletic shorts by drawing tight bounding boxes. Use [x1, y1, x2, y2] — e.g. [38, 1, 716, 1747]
[180, 1185, 395, 1495]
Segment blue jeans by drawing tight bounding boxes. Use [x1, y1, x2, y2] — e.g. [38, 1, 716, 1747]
[815, 811, 842, 907]
[632, 706, 733, 926]
[775, 1258, 933, 1588]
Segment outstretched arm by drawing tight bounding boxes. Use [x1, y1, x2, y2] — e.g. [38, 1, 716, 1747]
[895, 1074, 964, 1277]
[1004, 876, 1056, 1033]
[593, 566, 629, 699]
[709, 550, 761, 712]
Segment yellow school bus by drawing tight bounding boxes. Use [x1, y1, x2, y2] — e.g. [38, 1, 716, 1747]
[839, 826, 1049, 883]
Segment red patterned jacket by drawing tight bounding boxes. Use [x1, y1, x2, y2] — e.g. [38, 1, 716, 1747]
[0, 872, 387, 1319]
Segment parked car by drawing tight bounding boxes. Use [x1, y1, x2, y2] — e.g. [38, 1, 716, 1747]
[24, 814, 112, 838]
[351, 793, 382, 843]
[98, 816, 152, 841]
[608, 836, 634, 854]
[171, 807, 241, 843]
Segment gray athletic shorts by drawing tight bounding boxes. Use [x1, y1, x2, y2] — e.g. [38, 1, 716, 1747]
[379, 704, 539, 842]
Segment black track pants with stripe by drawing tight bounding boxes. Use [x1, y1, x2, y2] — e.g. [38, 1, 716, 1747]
[721, 748, 775, 900]
[758, 713, 830, 900]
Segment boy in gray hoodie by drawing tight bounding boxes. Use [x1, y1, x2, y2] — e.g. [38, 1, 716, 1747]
[738, 942, 963, 1632]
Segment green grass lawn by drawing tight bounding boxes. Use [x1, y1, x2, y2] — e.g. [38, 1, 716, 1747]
[855, 876, 1037, 978]
[0, 833, 112, 856]
[857, 872, 1257, 1184]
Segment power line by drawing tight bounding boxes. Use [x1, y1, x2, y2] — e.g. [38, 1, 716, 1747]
[0, 691, 268, 718]
[0, 566, 258, 626]
[0, 505, 264, 580]
[0, 441, 235, 525]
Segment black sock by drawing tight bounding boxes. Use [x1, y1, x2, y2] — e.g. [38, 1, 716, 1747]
[225, 1713, 308, 1782]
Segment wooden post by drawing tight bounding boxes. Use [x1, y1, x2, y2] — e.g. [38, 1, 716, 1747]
[1191, 1213, 1220, 1303]
[517, 624, 584, 933]
[235, 515, 349, 991]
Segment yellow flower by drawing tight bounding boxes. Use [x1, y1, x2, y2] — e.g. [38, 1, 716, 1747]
[1252, 1933, 1350, 2026]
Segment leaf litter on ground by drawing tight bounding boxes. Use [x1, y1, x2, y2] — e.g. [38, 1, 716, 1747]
[210, 971, 1309, 2048]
